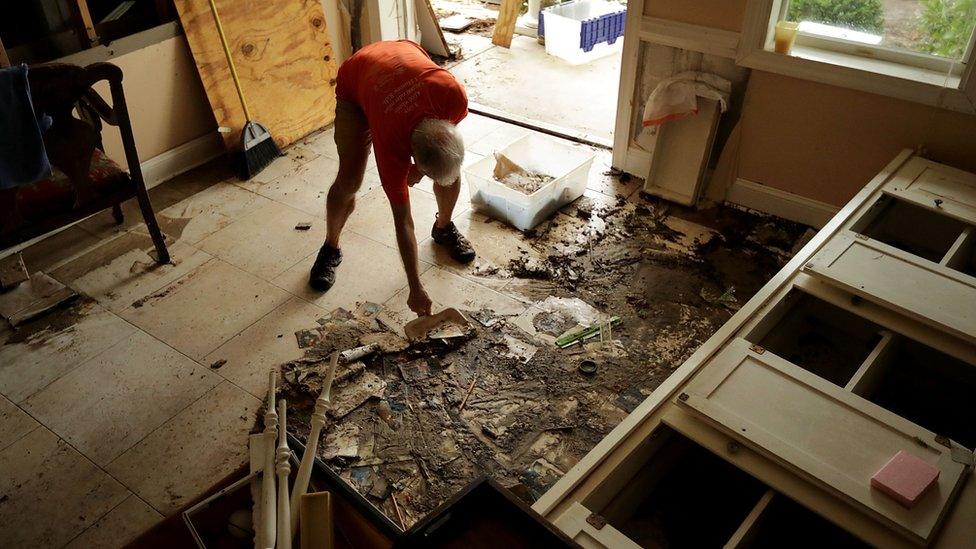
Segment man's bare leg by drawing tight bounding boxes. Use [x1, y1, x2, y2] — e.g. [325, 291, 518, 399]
[432, 178, 461, 229]
[310, 100, 370, 291]
[324, 175, 359, 248]
[430, 178, 475, 263]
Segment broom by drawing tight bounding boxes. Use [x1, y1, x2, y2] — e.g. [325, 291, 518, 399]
[208, 0, 281, 179]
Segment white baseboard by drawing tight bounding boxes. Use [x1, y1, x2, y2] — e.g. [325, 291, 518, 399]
[726, 178, 839, 228]
[141, 132, 224, 189]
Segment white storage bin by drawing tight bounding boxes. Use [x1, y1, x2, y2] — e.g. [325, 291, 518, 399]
[465, 134, 595, 231]
[541, 0, 626, 65]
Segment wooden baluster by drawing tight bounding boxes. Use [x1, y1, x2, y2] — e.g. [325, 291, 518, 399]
[261, 371, 278, 548]
[290, 351, 340, 535]
[276, 400, 292, 549]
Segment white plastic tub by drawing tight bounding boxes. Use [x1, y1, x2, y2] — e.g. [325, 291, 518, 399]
[541, 0, 626, 65]
[465, 133, 595, 231]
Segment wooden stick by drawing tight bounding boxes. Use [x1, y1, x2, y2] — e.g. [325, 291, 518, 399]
[458, 378, 477, 412]
[276, 399, 292, 549]
[391, 492, 406, 530]
[491, 0, 520, 48]
[71, 0, 99, 47]
[290, 351, 339, 536]
[261, 371, 278, 548]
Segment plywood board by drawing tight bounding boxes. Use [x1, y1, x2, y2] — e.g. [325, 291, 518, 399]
[804, 233, 976, 345]
[173, 0, 338, 150]
[679, 338, 967, 545]
[491, 0, 520, 48]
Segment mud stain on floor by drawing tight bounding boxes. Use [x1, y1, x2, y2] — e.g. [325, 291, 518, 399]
[275, 190, 808, 528]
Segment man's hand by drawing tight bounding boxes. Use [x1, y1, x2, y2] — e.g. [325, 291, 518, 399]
[407, 285, 432, 316]
[407, 163, 424, 187]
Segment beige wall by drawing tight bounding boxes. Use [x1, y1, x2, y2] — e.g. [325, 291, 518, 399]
[644, 0, 746, 32]
[59, 27, 216, 171]
[638, 0, 976, 207]
[94, 34, 216, 170]
[737, 71, 976, 206]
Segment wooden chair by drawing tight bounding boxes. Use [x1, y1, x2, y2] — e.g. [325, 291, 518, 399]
[0, 62, 169, 264]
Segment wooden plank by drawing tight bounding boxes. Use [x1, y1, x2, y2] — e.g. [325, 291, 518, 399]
[805, 233, 976, 345]
[172, 0, 338, 150]
[942, 227, 974, 270]
[71, 0, 100, 47]
[679, 338, 967, 545]
[723, 490, 774, 548]
[300, 492, 334, 549]
[416, 0, 450, 57]
[845, 331, 897, 396]
[491, 0, 520, 48]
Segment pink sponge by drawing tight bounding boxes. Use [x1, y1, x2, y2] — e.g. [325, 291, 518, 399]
[871, 450, 940, 508]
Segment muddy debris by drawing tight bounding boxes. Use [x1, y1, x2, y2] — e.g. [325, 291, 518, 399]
[275, 186, 808, 530]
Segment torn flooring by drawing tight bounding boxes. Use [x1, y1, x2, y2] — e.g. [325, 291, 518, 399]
[275, 192, 809, 528]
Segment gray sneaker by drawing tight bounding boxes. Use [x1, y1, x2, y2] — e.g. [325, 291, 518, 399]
[309, 244, 342, 291]
[431, 219, 476, 263]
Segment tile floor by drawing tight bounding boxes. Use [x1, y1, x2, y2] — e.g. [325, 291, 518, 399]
[0, 114, 639, 547]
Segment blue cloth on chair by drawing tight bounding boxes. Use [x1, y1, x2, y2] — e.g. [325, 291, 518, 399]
[0, 64, 52, 189]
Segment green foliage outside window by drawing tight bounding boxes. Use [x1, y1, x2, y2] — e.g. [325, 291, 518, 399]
[917, 0, 976, 58]
[787, 0, 886, 33]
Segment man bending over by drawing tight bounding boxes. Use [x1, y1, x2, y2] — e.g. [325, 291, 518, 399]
[309, 40, 476, 317]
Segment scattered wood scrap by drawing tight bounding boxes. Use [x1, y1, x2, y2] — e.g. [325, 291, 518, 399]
[491, 0, 520, 48]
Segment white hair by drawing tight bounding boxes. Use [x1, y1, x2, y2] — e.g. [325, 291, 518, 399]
[411, 118, 464, 185]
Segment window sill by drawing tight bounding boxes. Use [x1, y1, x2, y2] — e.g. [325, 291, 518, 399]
[789, 45, 961, 89]
[737, 46, 975, 114]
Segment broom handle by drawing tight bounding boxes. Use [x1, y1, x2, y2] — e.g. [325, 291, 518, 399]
[207, 0, 253, 121]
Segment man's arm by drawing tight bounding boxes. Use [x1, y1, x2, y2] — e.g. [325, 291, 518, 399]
[390, 200, 432, 316]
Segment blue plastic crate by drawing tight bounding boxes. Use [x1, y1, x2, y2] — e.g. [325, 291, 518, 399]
[539, 1, 626, 63]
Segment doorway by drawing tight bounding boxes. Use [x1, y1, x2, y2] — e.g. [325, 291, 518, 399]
[432, 0, 626, 146]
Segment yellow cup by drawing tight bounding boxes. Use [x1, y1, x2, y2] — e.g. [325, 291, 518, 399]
[774, 21, 799, 54]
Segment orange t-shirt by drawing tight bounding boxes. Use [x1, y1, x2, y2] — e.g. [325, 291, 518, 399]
[335, 40, 468, 204]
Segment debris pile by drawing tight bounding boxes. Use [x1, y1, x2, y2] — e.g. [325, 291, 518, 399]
[493, 151, 555, 195]
[275, 189, 808, 530]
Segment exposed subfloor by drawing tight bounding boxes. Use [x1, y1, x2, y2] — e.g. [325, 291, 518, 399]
[0, 114, 805, 546]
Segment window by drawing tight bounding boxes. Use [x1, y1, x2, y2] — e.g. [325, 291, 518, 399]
[0, 1, 176, 66]
[739, 0, 976, 112]
[785, 0, 976, 74]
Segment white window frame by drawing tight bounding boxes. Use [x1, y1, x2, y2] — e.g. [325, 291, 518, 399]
[739, 0, 976, 114]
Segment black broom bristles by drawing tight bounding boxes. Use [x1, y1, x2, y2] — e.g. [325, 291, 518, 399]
[239, 120, 282, 180]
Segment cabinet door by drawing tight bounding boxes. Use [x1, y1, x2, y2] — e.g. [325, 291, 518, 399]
[677, 338, 967, 546]
[885, 157, 976, 224]
[803, 233, 976, 345]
